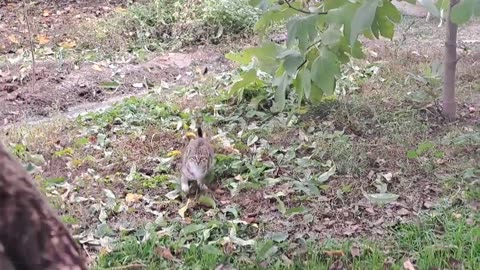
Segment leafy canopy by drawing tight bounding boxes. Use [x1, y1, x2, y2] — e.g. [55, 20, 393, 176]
[226, 0, 480, 112]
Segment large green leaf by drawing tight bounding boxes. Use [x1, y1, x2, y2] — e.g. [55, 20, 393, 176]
[287, 14, 322, 52]
[350, 0, 381, 45]
[254, 5, 298, 33]
[375, 0, 402, 40]
[272, 72, 289, 112]
[279, 49, 304, 76]
[326, 2, 359, 42]
[226, 42, 282, 75]
[311, 47, 340, 96]
[451, 0, 476, 25]
[321, 24, 342, 47]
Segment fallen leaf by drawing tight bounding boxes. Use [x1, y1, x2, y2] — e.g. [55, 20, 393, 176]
[92, 65, 103, 72]
[241, 217, 256, 224]
[178, 199, 191, 219]
[452, 213, 462, 219]
[403, 260, 416, 270]
[397, 208, 410, 216]
[8, 35, 20, 44]
[167, 150, 182, 157]
[350, 245, 361, 257]
[198, 195, 216, 209]
[155, 247, 175, 261]
[364, 192, 399, 205]
[36, 34, 50, 45]
[381, 172, 393, 182]
[59, 39, 76, 49]
[125, 193, 143, 204]
[323, 250, 345, 257]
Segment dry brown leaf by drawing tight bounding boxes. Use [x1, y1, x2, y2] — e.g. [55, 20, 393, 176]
[403, 260, 416, 270]
[42, 9, 50, 17]
[92, 64, 103, 72]
[36, 34, 50, 45]
[155, 247, 175, 261]
[323, 250, 345, 257]
[125, 193, 143, 204]
[59, 39, 76, 49]
[241, 217, 256, 224]
[8, 35, 20, 44]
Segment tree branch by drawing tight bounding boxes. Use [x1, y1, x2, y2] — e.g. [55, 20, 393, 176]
[285, 0, 328, 15]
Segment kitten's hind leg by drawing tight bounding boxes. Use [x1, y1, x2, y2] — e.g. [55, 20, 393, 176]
[180, 174, 190, 193]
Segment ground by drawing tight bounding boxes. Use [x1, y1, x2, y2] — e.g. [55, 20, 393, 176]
[0, 1, 479, 270]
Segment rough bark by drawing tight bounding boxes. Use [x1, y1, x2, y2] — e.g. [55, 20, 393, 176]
[0, 143, 87, 270]
[442, 0, 459, 121]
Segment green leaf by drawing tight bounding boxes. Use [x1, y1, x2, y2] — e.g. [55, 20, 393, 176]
[98, 80, 121, 89]
[321, 24, 342, 47]
[406, 150, 418, 159]
[326, 2, 359, 41]
[285, 206, 307, 217]
[229, 69, 263, 100]
[247, 134, 259, 146]
[271, 232, 289, 242]
[311, 47, 340, 96]
[198, 195, 216, 209]
[317, 165, 336, 183]
[257, 240, 278, 260]
[287, 14, 321, 52]
[416, 141, 435, 155]
[230, 235, 255, 246]
[350, 0, 381, 46]
[310, 84, 324, 103]
[280, 50, 304, 76]
[272, 72, 289, 112]
[451, 0, 475, 25]
[255, 5, 298, 33]
[226, 42, 283, 74]
[364, 192, 399, 205]
[375, 0, 402, 40]
[181, 224, 206, 235]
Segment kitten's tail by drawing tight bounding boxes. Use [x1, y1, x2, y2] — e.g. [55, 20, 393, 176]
[197, 126, 203, 138]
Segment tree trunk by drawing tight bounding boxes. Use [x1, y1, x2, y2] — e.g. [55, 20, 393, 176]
[0, 143, 87, 270]
[442, 0, 459, 121]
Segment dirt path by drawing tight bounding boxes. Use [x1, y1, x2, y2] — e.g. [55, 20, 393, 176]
[0, 1, 236, 126]
[0, 46, 232, 125]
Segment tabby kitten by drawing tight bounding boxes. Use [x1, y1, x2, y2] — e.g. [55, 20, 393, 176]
[180, 121, 215, 193]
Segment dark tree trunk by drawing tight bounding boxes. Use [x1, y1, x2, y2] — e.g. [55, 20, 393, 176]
[442, 0, 459, 121]
[0, 143, 87, 270]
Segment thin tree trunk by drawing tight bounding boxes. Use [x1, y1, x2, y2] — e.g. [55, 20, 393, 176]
[0, 143, 87, 270]
[442, 0, 459, 121]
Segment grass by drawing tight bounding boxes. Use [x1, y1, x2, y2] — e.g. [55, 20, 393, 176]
[70, 0, 260, 57]
[0, 6, 479, 270]
[94, 206, 480, 269]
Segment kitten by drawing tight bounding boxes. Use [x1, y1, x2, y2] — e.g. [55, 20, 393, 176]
[180, 121, 215, 194]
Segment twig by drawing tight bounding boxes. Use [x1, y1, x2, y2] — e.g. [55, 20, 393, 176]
[22, 0, 36, 92]
[285, 0, 327, 15]
[108, 263, 147, 270]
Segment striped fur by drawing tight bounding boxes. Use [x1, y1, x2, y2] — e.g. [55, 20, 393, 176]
[180, 126, 215, 193]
